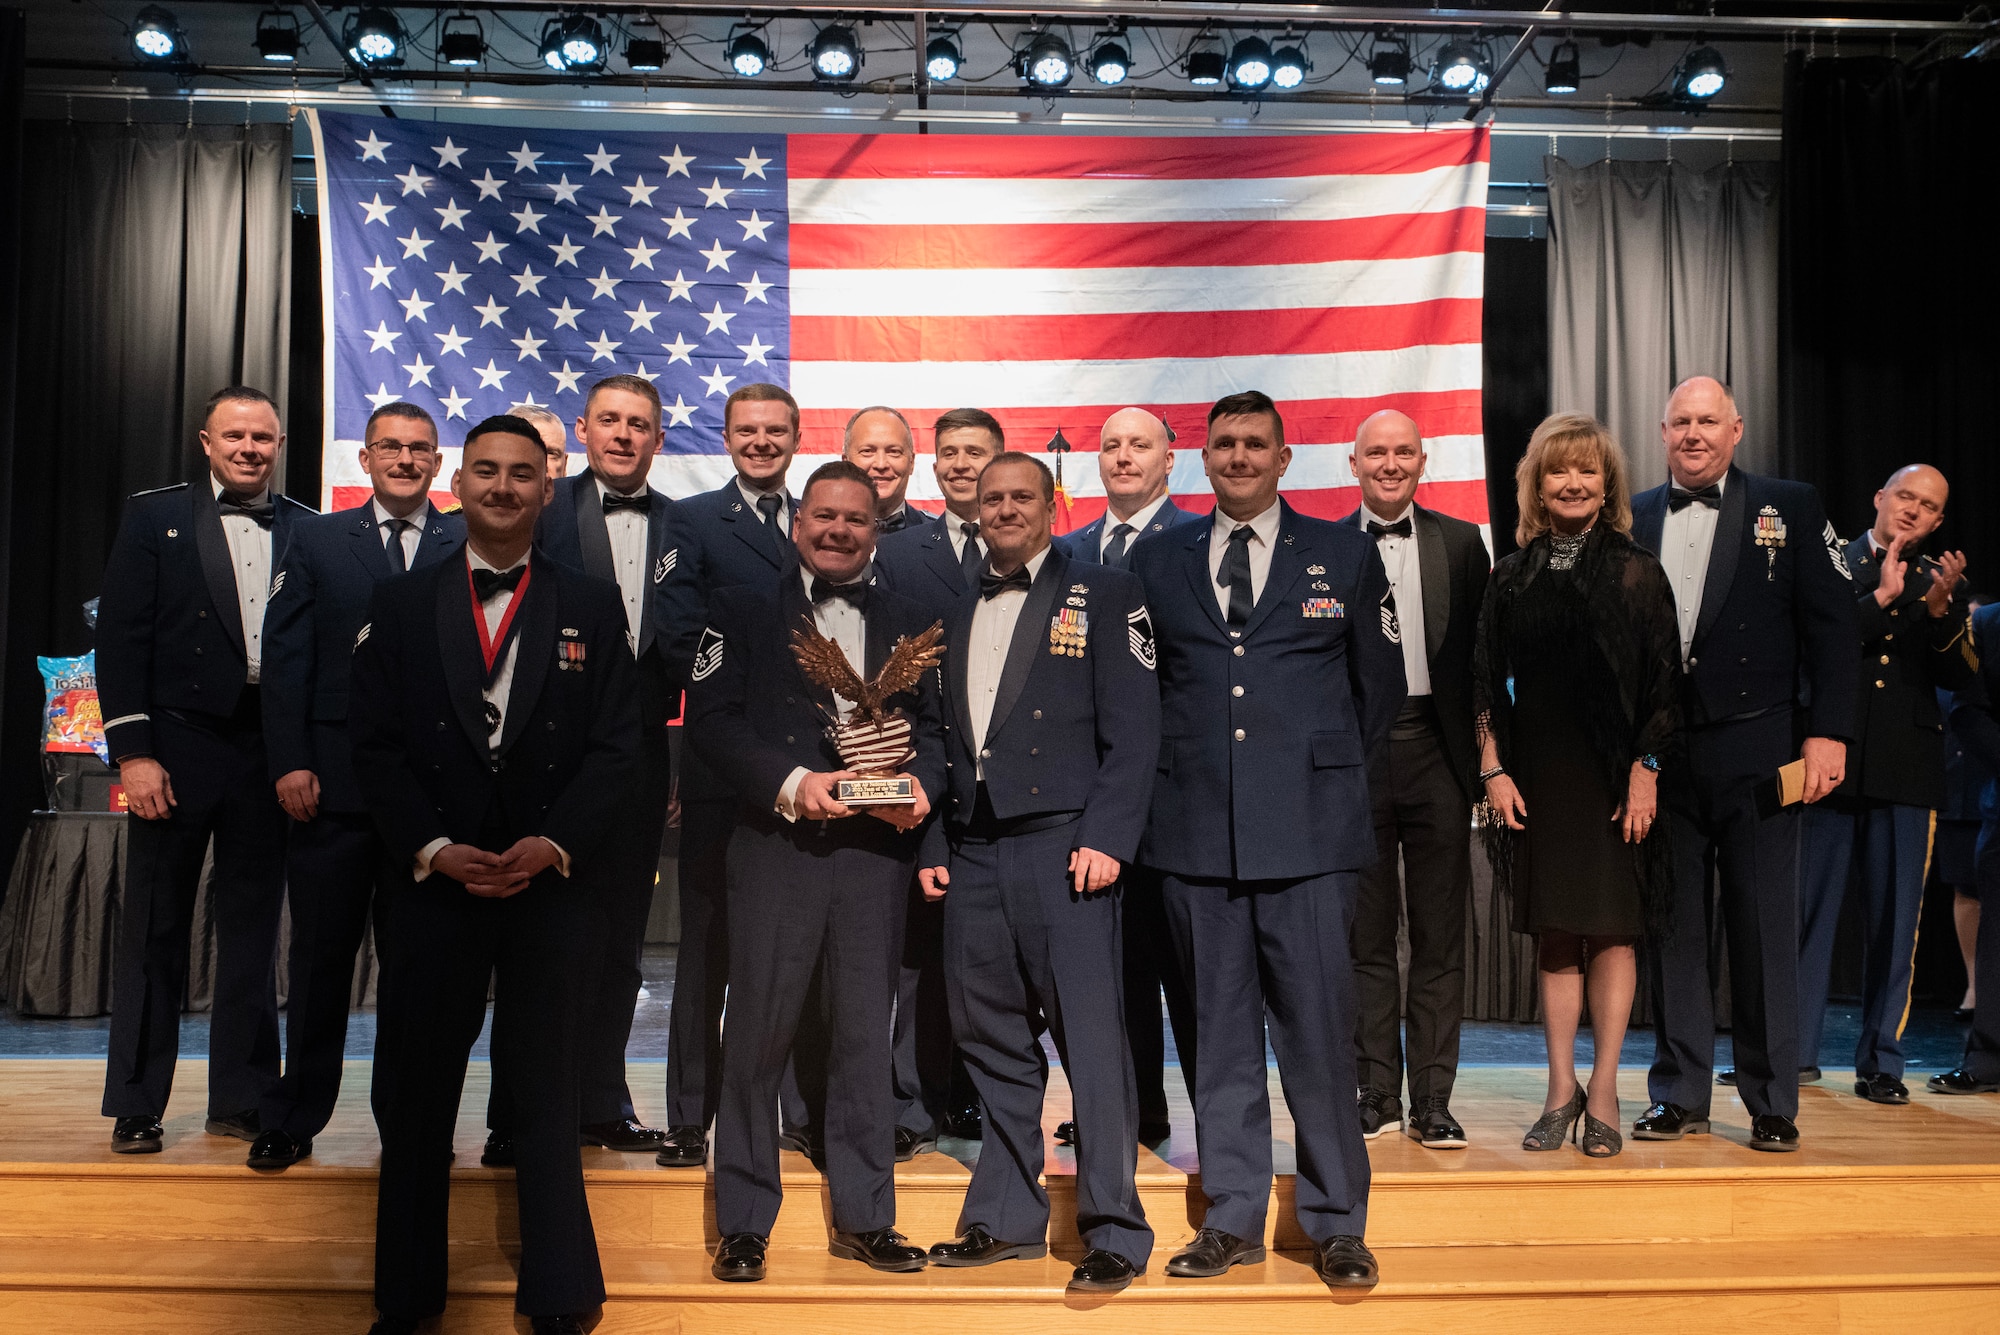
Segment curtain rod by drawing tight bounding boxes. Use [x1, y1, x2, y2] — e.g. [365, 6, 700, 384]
[29, 83, 1783, 137]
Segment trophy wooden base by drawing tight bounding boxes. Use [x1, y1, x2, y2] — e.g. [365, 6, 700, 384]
[838, 775, 914, 806]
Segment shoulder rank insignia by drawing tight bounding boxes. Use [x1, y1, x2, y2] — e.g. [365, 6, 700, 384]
[1050, 606, 1088, 657]
[1302, 597, 1345, 619]
[1754, 505, 1787, 582]
[1380, 593, 1402, 644]
[1823, 520, 1851, 581]
[269, 570, 286, 600]
[1127, 605, 1157, 670]
[692, 627, 725, 681]
[655, 549, 677, 584]
[354, 622, 370, 649]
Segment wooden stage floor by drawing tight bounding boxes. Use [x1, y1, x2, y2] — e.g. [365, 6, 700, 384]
[4, 1059, 1999, 1332]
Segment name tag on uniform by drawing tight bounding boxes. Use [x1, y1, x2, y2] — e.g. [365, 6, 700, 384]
[1302, 597, 1345, 619]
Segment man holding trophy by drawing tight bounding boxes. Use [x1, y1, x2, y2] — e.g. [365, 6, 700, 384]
[687, 459, 948, 1284]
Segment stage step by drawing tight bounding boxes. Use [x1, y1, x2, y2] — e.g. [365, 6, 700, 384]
[4, 1236, 1999, 1334]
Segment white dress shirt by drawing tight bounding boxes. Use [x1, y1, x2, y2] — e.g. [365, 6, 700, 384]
[775, 564, 872, 820]
[1207, 499, 1283, 618]
[737, 475, 790, 537]
[597, 475, 648, 650]
[967, 547, 1051, 779]
[371, 497, 424, 569]
[944, 511, 984, 564]
[1362, 503, 1431, 696]
[213, 476, 273, 684]
[1101, 494, 1172, 560]
[1658, 472, 1728, 665]
[414, 549, 568, 880]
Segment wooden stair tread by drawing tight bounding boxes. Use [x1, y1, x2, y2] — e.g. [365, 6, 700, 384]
[7, 1236, 2000, 1299]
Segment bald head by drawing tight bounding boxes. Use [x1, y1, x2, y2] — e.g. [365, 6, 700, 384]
[1661, 375, 1744, 490]
[1098, 407, 1174, 520]
[1350, 409, 1427, 516]
[1872, 463, 1949, 549]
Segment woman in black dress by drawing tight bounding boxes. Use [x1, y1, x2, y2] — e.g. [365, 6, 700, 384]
[1474, 414, 1681, 1158]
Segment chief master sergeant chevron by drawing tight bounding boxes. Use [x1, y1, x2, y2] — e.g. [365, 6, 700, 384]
[1128, 389, 1406, 1288]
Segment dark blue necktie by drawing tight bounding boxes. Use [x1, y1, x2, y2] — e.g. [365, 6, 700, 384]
[1220, 526, 1254, 626]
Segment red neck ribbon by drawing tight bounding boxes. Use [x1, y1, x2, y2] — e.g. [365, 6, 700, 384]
[468, 560, 534, 678]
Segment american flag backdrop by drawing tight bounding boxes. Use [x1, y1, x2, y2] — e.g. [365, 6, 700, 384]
[311, 111, 1490, 531]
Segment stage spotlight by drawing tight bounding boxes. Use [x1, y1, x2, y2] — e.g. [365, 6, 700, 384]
[1088, 38, 1129, 85]
[1368, 35, 1409, 86]
[1677, 45, 1727, 99]
[132, 5, 183, 62]
[253, 9, 300, 63]
[727, 28, 768, 77]
[1022, 31, 1073, 89]
[1433, 38, 1488, 94]
[811, 24, 861, 81]
[1270, 39, 1308, 90]
[925, 33, 961, 82]
[345, 6, 404, 67]
[1545, 39, 1580, 94]
[1228, 37, 1273, 90]
[1186, 34, 1225, 86]
[625, 35, 666, 72]
[439, 14, 485, 67]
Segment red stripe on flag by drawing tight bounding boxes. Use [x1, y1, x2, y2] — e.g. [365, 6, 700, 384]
[792, 301, 1482, 365]
[799, 392, 1485, 454]
[788, 209, 1487, 272]
[787, 131, 1489, 182]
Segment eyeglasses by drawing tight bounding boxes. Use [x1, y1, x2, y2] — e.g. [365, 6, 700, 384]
[369, 441, 438, 460]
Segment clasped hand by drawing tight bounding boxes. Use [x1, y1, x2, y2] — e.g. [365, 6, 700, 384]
[1875, 532, 1967, 618]
[794, 770, 931, 832]
[433, 837, 560, 898]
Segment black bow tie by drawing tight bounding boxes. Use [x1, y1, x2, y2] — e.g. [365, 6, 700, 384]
[602, 490, 651, 513]
[471, 565, 527, 602]
[219, 493, 274, 528]
[980, 566, 1033, 600]
[1366, 517, 1412, 539]
[810, 577, 868, 607]
[1668, 484, 1722, 512]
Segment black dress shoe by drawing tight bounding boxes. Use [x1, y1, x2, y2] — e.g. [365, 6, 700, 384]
[582, 1118, 666, 1151]
[712, 1232, 767, 1282]
[1069, 1248, 1140, 1294]
[1631, 1102, 1710, 1140]
[829, 1227, 929, 1272]
[942, 1103, 983, 1140]
[247, 1129, 312, 1171]
[1718, 1066, 1821, 1086]
[1404, 1096, 1467, 1149]
[1854, 1073, 1910, 1106]
[480, 1134, 515, 1168]
[1749, 1114, 1800, 1152]
[110, 1116, 163, 1155]
[366, 1319, 420, 1335]
[1054, 1119, 1078, 1146]
[1313, 1235, 1379, 1288]
[1164, 1227, 1264, 1278]
[929, 1225, 1048, 1267]
[654, 1126, 707, 1168]
[205, 1110, 261, 1142]
[895, 1125, 937, 1161]
[1137, 1118, 1173, 1143]
[777, 1126, 818, 1157]
[529, 1316, 586, 1334]
[1929, 1067, 2000, 1095]
[1356, 1090, 1402, 1140]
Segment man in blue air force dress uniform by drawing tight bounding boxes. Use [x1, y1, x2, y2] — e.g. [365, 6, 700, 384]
[98, 386, 314, 1153]
[873, 407, 1005, 1150]
[353, 416, 638, 1335]
[483, 375, 680, 1164]
[846, 404, 938, 536]
[693, 461, 945, 1284]
[1130, 391, 1403, 1288]
[919, 452, 1161, 1294]
[1796, 466, 1976, 1105]
[1631, 377, 1857, 1152]
[650, 382, 803, 1168]
[1936, 603, 2000, 1095]
[1053, 407, 1197, 1146]
[248, 401, 463, 1170]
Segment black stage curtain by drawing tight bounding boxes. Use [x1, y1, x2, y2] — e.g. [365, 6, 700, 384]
[1780, 53, 2000, 581]
[0, 15, 26, 904]
[0, 121, 293, 875]
[1481, 236, 1548, 561]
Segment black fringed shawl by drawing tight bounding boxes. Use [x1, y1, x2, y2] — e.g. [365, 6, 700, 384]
[1472, 525, 1685, 939]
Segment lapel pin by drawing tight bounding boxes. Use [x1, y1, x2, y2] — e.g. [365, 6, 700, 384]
[1283, 534, 1296, 546]
[1307, 564, 1325, 575]
[166, 529, 179, 538]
